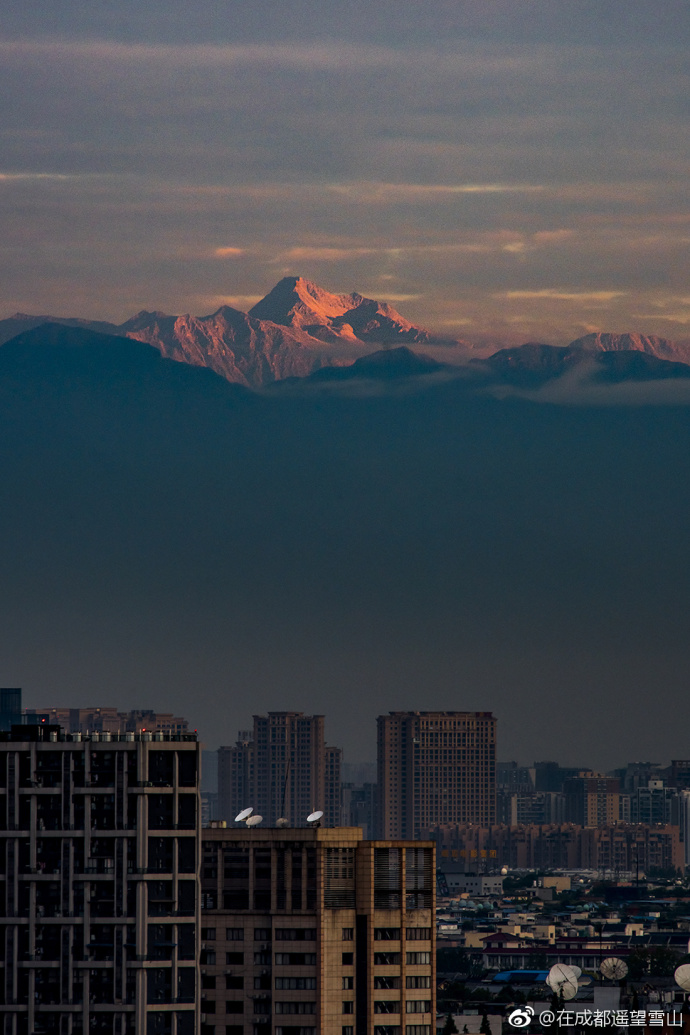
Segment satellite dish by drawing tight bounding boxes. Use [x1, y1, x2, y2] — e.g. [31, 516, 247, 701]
[246, 814, 263, 827]
[307, 810, 323, 826]
[235, 807, 253, 823]
[500, 867, 508, 876]
[675, 964, 690, 992]
[546, 964, 579, 1000]
[276, 818, 289, 828]
[569, 966, 582, 979]
[600, 958, 628, 981]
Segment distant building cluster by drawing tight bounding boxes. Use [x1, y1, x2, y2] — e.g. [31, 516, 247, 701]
[430, 822, 684, 874]
[22, 706, 190, 736]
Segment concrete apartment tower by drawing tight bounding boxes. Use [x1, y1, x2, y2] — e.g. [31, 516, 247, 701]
[200, 824, 435, 1035]
[0, 723, 201, 1035]
[377, 711, 497, 839]
[218, 713, 342, 829]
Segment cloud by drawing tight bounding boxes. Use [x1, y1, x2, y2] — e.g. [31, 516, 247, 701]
[501, 290, 626, 302]
[0, 172, 72, 182]
[213, 247, 245, 258]
[279, 246, 376, 261]
[328, 182, 545, 203]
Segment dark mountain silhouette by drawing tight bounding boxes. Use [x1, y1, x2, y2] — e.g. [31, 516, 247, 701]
[570, 332, 690, 363]
[2, 280, 689, 390]
[0, 277, 467, 388]
[473, 342, 690, 389]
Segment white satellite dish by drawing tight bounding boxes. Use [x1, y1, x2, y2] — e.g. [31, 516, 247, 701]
[569, 966, 582, 979]
[246, 814, 263, 827]
[500, 867, 508, 876]
[235, 807, 253, 823]
[307, 810, 323, 826]
[276, 818, 289, 828]
[675, 964, 690, 992]
[600, 958, 628, 981]
[546, 964, 579, 1001]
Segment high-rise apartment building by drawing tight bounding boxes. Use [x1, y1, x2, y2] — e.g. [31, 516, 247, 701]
[200, 824, 435, 1035]
[0, 723, 201, 1035]
[377, 711, 496, 839]
[217, 714, 342, 829]
[564, 772, 620, 827]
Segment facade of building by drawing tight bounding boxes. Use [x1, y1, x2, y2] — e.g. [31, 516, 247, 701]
[564, 773, 620, 827]
[23, 708, 190, 736]
[217, 714, 342, 829]
[342, 784, 378, 841]
[377, 712, 496, 840]
[200, 825, 435, 1035]
[0, 723, 201, 1035]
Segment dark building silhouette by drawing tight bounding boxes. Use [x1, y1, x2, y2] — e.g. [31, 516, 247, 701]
[0, 723, 201, 1035]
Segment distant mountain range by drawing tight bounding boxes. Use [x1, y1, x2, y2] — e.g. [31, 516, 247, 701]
[2, 277, 689, 389]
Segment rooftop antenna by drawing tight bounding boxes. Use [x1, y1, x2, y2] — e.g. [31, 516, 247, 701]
[307, 810, 323, 828]
[600, 958, 628, 981]
[674, 964, 690, 993]
[235, 807, 253, 824]
[546, 964, 579, 1001]
[276, 759, 291, 828]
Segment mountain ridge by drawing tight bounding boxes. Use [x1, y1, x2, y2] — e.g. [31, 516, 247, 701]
[1, 277, 688, 388]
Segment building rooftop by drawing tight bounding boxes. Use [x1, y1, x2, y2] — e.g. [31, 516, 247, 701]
[0, 724, 197, 743]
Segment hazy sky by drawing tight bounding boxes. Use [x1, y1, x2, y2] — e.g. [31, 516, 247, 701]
[2, 1, 689, 343]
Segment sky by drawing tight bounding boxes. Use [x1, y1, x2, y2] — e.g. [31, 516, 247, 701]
[1, 0, 689, 345]
[2, 2, 690, 774]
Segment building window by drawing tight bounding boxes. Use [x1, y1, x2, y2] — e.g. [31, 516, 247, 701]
[405, 1002, 431, 1014]
[254, 928, 272, 940]
[275, 1002, 316, 1014]
[200, 950, 216, 965]
[225, 977, 243, 990]
[225, 952, 244, 965]
[275, 928, 316, 941]
[226, 928, 244, 941]
[374, 1002, 401, 1014]
[342, 928, 354, 941]
[201, 976, 216, 990]
[342, 952, 354, 965]
[405, 953, 430, 965]
[374, 1028, 401, 1035]
[342, 1001, 354, 1014]
[406, 976, 430, 989]
[374, 953, 401, 966]
[275, 953, 316, 966]
[406, 1025, 431, 1034]
[374, 928, 401, 941]
[375, 977, 401, 990]
[343, 1028, 354, 1035]
[405, 929, 430, 941]
[201, 928, 216, 940]
[342, 977, 354, 990]
[275, 977, 316, 990]
[225, 1003, 243, 1014]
